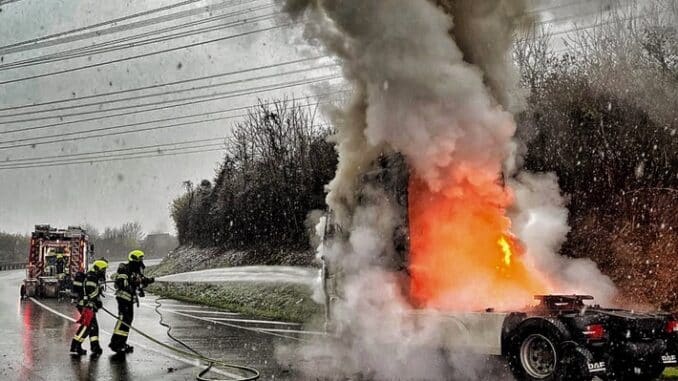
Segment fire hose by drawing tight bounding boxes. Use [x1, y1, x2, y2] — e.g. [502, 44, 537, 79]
[99, 304, 260, 381]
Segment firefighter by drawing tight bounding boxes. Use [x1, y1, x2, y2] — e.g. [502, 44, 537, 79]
[108, 262, 134, 354]
[127, 249, 153, 297]
[70, 258, 108, 356]
[108, 250, 154, 354]
[55, 254, 65, 276]
[127, 250, 145, 279]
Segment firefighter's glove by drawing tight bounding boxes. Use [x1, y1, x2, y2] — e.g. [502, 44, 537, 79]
[95, 300, 102, 310]
[138, 289, 145, 298]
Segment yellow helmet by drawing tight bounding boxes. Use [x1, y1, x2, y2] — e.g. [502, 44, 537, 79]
[91, 259, 108, 272]
[128, 250, 145, 262]
[56, 254, 64, 260]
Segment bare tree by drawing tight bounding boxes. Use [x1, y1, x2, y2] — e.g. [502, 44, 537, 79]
[172, 98, 336, 254]
[513, 26, 555, 90]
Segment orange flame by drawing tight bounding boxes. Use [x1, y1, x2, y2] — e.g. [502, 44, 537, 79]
[498, 236, 512, 266]
[408, 173, 550, 311]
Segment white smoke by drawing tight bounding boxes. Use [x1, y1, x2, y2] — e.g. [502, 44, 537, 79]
[508, 172, 617, 303]
[278, 0, 616, 379]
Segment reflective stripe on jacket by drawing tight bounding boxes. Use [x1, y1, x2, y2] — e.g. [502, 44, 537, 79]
[112, 271, 136, 303]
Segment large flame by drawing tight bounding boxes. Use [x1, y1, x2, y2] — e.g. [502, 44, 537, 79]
[498, 236, 513, 266]
[408, 172, 551, 311]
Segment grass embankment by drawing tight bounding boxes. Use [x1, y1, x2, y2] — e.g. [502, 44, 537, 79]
[145, 247, 232, 278]
[665, 368, 678, 379]
[147, 281, 322, 324]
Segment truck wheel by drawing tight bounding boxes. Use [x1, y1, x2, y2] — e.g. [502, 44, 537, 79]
[507, 319, 573, 381]
[20, 284, 26, 299]
[558, 343, 594, 381]
[519, 333, 558, 379]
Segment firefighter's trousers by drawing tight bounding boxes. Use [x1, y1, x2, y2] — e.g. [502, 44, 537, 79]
[110, 298, 134, 349]
[73, 307, 100, 346]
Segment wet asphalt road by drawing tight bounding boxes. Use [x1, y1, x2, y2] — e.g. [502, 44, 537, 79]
[0, 268, 309, 381]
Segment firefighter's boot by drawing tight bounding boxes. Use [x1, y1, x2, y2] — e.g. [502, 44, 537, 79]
[109, 342, 131, 355]
[108, 342, 123, 354]
[69, 339, 87, 356]
[90, 341, 103, 357]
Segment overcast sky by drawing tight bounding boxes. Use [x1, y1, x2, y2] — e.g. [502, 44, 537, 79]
[0, 0, 633, 235]
[0, 0, 341, 234]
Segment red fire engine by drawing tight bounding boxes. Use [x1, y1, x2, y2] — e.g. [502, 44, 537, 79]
[20, 225, 93, 299]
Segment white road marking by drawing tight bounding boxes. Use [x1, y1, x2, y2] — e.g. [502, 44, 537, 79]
[28, 297, 239, 379]
[139, 303, 305, 341]
[139, 300, 209, 308]
[207, 317, 301, 326]
[259, 328, 327, 336]
[109, 290, 319, 341]
[166, 309, 241, 316]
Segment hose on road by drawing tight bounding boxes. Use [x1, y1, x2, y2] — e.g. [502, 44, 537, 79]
[153, 297, 261, 381]
[99, 304, 260, 381]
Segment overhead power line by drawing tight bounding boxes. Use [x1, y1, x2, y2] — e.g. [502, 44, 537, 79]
[0, 92, 345, 150]
[0, 137, 227, 164]
[0, 146, 228, 171]
[0, 0, 206, 53]
[0, 74, 343, 140]
[0, 4, 276, 70]
[0, 120, 330, 170]
[525, 0, 591, 15]
[0, 21, 291, 85]
[0, 63, 339, 125]
[0, 56, 327, 112]
[0, 142, 227, 168]
[0, 113, 247, 151]
[533, 10, 603, 27]
[518, 15, 647, 42]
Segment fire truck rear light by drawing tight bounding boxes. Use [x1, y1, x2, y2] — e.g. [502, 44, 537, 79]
[584, 324, 606, 340]
[667, 320, 678, 334]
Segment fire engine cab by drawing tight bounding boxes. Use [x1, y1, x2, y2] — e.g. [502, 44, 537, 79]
[20, 225, 93, 299]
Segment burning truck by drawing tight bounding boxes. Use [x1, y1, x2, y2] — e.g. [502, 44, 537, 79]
[281, 0, 677, 380]
[319, 156, 678, 381]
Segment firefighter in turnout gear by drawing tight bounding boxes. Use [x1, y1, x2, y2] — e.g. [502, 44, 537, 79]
[70, 258, 108, 356]
[55, 254, 65, 276]
[109, 250, 154, 354]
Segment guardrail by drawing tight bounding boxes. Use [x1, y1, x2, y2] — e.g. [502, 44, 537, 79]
[0, 262, 27, 271]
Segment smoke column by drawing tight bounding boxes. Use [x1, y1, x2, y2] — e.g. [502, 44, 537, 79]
[280, 0, 616, 379]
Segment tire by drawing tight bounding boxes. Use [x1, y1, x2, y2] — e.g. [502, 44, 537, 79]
[20, 284, 26, 299]
[559, 343, 595, 381]
[507, 319, 583, 381]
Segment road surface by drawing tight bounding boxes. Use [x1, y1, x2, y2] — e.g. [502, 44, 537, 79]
[0, 268, 313, 381]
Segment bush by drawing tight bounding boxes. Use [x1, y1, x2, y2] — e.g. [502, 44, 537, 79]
[171, 99, 336, 254]
[0, 232, 29, 262]
[516, 3, 677, 310]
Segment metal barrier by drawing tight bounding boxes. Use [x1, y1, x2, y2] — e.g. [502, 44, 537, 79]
[0, 262, 27, 271]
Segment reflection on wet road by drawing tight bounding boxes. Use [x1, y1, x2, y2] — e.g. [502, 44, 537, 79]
[0, 269, 309, 380]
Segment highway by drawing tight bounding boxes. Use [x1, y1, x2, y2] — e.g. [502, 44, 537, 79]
[0, 267, 311, 380]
